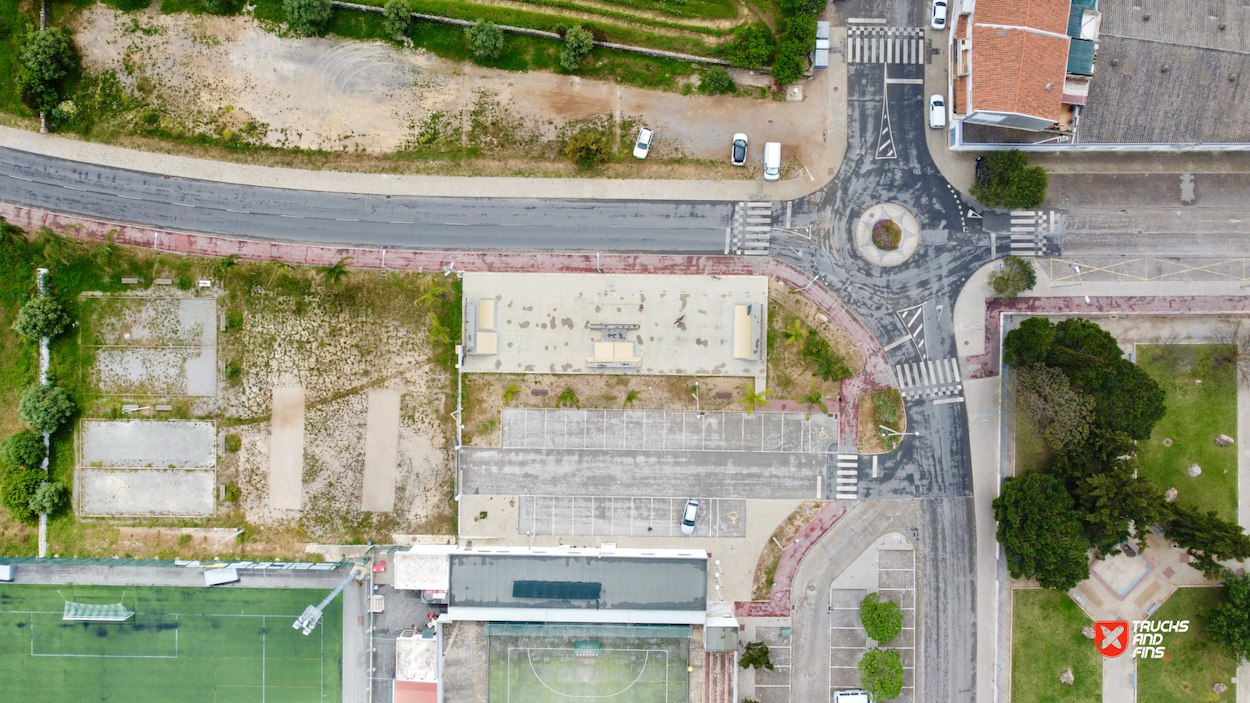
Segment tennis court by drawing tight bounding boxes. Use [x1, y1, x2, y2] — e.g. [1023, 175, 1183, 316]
[487, 623, 690, 703]
[0, 584, 342, 703]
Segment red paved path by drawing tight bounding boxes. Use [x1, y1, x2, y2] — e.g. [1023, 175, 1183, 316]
[965, 295, 1250, 379]
[734, 501, 847, 618]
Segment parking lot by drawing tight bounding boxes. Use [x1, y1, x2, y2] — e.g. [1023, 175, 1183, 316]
[829, 545, 917, 701]
[517, 496, 747, 538]
[502, 408, 838, 454]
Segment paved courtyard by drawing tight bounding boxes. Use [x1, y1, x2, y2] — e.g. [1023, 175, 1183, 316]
[502, 408, 838, 453]
[517, 496, 747, 538]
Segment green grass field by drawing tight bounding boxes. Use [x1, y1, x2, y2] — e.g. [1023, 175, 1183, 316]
[1138, 587, 1236, 703]
[1136, 344, 1238, 522]
[487, 627, 688, 703]
[0, 584, 342, 703]
[1010, 589, 1101, 703]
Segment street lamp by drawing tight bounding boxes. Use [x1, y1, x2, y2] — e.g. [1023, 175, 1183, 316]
[692, 381, 703, 416]
[878, 425, 920, 438]
[1073, 265, 1091, 304]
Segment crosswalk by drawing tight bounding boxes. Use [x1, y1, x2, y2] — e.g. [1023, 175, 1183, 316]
[731, 201, 773, 255]
[894, 358, 963, 401]
[846, 27, 926, 64]
[1010, 209, 1057, 233]
[835, 454, 859, 500]
[894, 302, 927, 360]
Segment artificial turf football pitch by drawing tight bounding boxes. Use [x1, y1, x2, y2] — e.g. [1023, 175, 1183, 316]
[0, 584, 342, 703]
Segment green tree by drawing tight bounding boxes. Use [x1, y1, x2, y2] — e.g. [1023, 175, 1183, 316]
[783, 318, 805, 346]
[739, 387, 770, 414]
[1012, 364, 1093, 453]
[700, 67, 735, 95]
[970, 149, 1048, 209]
[623, 389, 643, 409]
[769, 50, 803, 87]
[858, 648, 904, 701]
[18, 384, 75, 434]
[739, 641, 774, 670]
[1206, 572, 1250, 665]
[559, 25, 594, 72]
[1072, 460, 1170, 557]
[1002, 317, 1055, 367]
[778, 0, 821, 16]
[19, 28, 78, 113]
[384, 0, 412, 39]
[989, 255, 1037, 300]
[725, 22, 773, 68]
[993, 473, 1090, 590]
[502, 383, 521, 404]
[556, 387, 580, 409]
[284, 0, 333, 35]
[859, 593, 903, 645]
[466, 20, 504, 60]
[202, 0, 239, 14]
[28, 480, 67, 516]
[564, 129, 608, 169]
[801, 387, 827, 418]
[1165, 505, 1250, 579]
[0, 467, 42, 524]
[321, 256, 352, 286]
[1048, 319, 1166, 440]
[1, 431, 46, 469]
[12, 295, 70, 340]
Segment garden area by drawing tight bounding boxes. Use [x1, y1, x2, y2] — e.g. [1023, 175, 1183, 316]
[1010, 589, 1101, 703]
[1136, 587, 1237, 703]
[764, 282, 860, 410]
[1135, 343, 1238, 523]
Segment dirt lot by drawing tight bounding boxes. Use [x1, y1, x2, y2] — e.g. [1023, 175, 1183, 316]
[71, 6, 831, 174]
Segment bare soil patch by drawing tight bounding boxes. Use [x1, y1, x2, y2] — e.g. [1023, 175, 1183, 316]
[750, 499, 825, 600]
[858, 388, 905, 454]
[766, 283, 864, 403]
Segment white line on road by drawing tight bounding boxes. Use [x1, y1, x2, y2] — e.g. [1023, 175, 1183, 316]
[63, 185, 85, 191]
[226, 208, 250, 213]
[443, 222, 469, 226]
[7, 175, 33, 181]
[335, 218, 359, 222]
[389, 221, 415, 224]
[170, 202, 195, 207]
[117, 194, 141, 200]
[279, 214, 303, 218]
[933, 396, 965, 405]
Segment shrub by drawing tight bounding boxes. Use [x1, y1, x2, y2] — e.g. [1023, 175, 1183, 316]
[564, 130, 608, 169]
[12, 295, 71, 339]
[383, 0, 411, 39]
[701, 67, 735, 95]
[1206, 572, 1250, 664]
[970, 149, 1048, 209]
[872, 219, 902, 250]
[801, 332, 850, 382]
[28, 481, 67, 516]
[202, 0, 239, 14]
[559, 25, 594, 72]
[0, 468, 43, 524]
[556, 387, 581, 408]
[224, 434, 242, 453]
[770, 51, 803, 87]
[19, 28, 78, 113]
[739, 641, 774, 670]
[283, 0, 333, 35]
[1, 431, 46, 469]
[989, 255, 1037, 300]
[18, 384, 75, 434]
[223, 483, 241, 502]
[725, 22, 773, 68]
[858, 648, 904, 701]
[859, 593, 903, 644]
[466, 20, 504, 60]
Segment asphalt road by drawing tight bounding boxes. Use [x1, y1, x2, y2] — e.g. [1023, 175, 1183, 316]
[0, 148, 731, 253]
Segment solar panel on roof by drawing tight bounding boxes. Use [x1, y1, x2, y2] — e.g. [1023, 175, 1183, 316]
[513, 580, 602, 600]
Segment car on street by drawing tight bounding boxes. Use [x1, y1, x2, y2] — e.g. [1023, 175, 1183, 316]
[731, 133, 748, 166]
[928, 94, 946, 129]
[633, 127, 653, 159]
[680, 498, 700, 535]
[931, 0, 947, 29]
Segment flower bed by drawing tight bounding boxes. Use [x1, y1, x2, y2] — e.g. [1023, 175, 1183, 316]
[872, 219, 902, 251]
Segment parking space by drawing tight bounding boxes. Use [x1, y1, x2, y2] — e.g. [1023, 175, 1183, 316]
[829, 546, 916, 701]
[517, 496, 746, 538]
[753, 626, 793, 703]
[502, 408, 838, 454]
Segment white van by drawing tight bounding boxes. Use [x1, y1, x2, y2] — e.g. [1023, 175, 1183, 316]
[763, 142, 781, 181]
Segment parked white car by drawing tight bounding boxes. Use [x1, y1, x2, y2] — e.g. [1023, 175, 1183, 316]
[931, 0, 947, 29]
[928, 94, 947, 129]
[763, 142, 781, 181]
[680, 498, 700, 535]
[633, 127, 654, 159]
[730, 133, 748, 166]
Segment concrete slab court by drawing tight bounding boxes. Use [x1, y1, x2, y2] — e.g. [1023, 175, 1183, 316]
[269, 387, 305, 511]
[502, 408, 838, 454]
[461, 447, 825, 499]
[78, 468, 215, 517]
[80, 420, 216, 468]
[462, 273, 768, 391]
[361, 388, 400, 512]
[517, 496, 747, 538]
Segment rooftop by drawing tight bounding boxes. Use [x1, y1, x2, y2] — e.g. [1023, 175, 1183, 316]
[969, 24, 1070, 122]
[974, 0, 1070, 35]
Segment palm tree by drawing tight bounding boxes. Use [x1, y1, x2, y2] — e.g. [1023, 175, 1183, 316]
[623, 389, 643, 409]
[739, 386, 770, 415]
[92, 232, 119, 270]
[502, 383, 521, 404]
[801, 387, 828, 419]
[784, 318, 805, 346]
[36, 227, 79, 265]
[556, 388, 580, 409]
[321, 257, 353, 286]
[265, 260, 294, 285]
[215, 253, 240, 278]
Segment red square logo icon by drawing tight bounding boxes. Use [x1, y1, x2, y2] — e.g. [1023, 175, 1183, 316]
[1095, 620, 1130, 658]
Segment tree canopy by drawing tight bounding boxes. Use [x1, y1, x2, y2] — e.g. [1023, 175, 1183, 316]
[559, 26, 594, 72]
[1206, 573, 1250, 665]
[739, 641, 774, 670]
[466, 20, 504, 60]
[1165, 505, 1250, 579]
[859, 593, 903, 645]
[283, 0, 333, 35]
[1012, 364, 1093, 454]
[0, 467, 42, 524]
[18, 384, 76, 435]
[28, 481, 67, 516]
[19, 28, 78, 113]
[383, 0, 412, 39]
[993, 473, 1090, 590]
[970, 149, 1048, 209]
[990, 256, 1037, 300]
[858, 648, 904, 701]
[12, 295, 71, 339]
[726, 23, 773, 68]
[0, 430, 46, 469]
[1003, 317, 1055, 367]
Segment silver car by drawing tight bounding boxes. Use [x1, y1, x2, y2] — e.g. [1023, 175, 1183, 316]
[680, 498, 700, 535]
